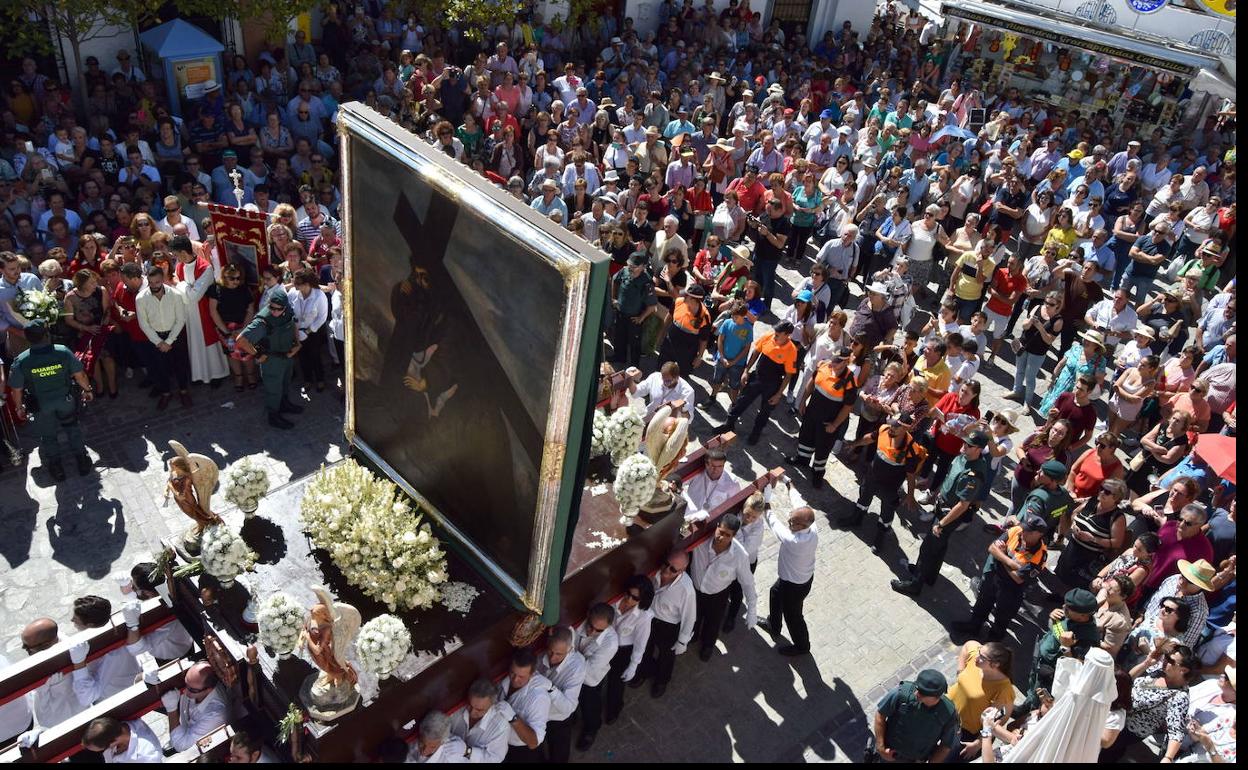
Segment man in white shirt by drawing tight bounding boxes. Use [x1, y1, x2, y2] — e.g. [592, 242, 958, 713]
[80, 716, 163, 763]
[628, 362, 695, 424]
[682, 448, 742, 523]
[638, 549, 695, 698]
[757, 505, 818, 656]
[605, 576, 654, 723]
[449, 678, 511, 763]
[14, 619, 79, 748]
[1085, 287, 1138, 351]
[161, 661, 229, 752]
[689, 513, 757, 661]
[0, 653, 32, 743]
[498, 648, 551, 762]
[535, 626, 585, 763]
[135, 267, 191, 410]
[122, 563, 194, 661]
[574, 605, 619, 751]
[156, 196, 200, 240]
[68, 596, 141, 707]
[410, 710, 468, 763]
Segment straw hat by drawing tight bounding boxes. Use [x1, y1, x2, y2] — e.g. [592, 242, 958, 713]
[728, 244, 753, 268]
[713, 138, 736, 151]
[992, 407, 1022, 433]
[1178, 559, 1216, 592]
[1079, 330, 1106, 349]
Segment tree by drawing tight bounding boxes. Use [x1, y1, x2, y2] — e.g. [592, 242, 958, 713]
[2, 0, 165, 115]
[176, 0, 323, 44]
[396, 0, 526, 43]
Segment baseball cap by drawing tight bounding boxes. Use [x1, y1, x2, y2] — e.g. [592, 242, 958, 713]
[915, 669, 948, 696]
[1040, 460, 1068, 480]
[965, 430, 990, 449]
[795, 289, 813, 303]
[1064, 588, 1098, 614]
[1021, 515, 1048, 533]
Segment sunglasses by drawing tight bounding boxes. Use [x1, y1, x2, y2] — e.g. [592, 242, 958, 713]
[1160, 605, 1178, 614]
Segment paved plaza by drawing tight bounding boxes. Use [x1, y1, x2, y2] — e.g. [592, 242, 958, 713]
[0, 263, 1055, 762]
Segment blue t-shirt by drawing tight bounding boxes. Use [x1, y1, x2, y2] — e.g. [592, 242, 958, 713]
[716, 316, 753, 361]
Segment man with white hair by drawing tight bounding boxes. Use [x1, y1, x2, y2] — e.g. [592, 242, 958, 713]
[651, 215, 688, 272]
[411, 710, 468, 762]
[528, 156, 564, 197]
[530, 179, 569, 222]
[536, 625, 585, 763]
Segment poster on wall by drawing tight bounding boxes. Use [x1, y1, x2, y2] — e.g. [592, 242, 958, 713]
[174, 57, 218, 100]
[338, 104, 607, 621]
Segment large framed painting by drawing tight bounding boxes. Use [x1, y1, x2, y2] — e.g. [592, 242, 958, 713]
[338, 104, 607, 622]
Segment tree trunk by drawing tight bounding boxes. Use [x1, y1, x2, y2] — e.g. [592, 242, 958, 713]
[68, 33, 88, 121]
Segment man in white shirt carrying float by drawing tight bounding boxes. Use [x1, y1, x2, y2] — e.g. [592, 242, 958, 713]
[689, 513, 757, 662]
[682, 448, 742, 523]
[498, 648, 552, 763]
[757, 505, 819, 656]
[535, 626, 585, 763]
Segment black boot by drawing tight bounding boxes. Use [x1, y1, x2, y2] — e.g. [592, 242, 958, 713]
[838, 504, 866, 529]
[268, 412, 295, 429]
[870, 519, 888, 554]
[711, 420, 736, 435]
[75, 452, 93, 476]
[279, 399, 304, 414]
[890, 578, 921, 597]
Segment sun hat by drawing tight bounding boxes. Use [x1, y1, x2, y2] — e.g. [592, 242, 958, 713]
[1178, 559, 1217, 592]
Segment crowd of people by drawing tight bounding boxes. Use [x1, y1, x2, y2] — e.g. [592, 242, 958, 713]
[0, 0, 1237, 763]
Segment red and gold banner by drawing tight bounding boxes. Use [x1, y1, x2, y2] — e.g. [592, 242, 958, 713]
[207, 203, 269, 291]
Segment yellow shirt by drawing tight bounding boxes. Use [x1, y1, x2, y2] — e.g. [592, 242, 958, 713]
[913, 357, 950, 406]
[1043, 226, 1078, 258]
[948, 642, 1016, 732]
[953, 251, 994, 301]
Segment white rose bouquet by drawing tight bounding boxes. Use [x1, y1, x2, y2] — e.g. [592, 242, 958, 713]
[589, 410, 610, 458]
[199, 524, 256, 586]
[15, 289, 62, 327]
[355, 614, 411, 678]
[224, 458, 270, 515]
[256, 592, 304, 657]
[604, 406, 645, 465]
[301, 461, 449, 613]
[613, 453, 658, 519]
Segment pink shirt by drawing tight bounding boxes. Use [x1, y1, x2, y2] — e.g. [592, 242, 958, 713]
[1144, 519, 1214, 591]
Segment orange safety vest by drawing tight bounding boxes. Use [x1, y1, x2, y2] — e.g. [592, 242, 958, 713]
[814, 361, 856, 402]
[672, 300, 709, 334]
[754, 332, 798, 375]
[1005, 526, 1046, 569]
[876, 428, 927, 469]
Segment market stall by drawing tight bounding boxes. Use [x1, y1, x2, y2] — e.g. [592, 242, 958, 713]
[938, 0, 1226, 140]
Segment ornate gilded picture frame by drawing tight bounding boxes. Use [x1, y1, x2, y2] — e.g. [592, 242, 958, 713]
[337, 104, 607, 622]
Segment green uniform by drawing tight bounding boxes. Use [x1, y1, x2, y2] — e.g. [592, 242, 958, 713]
[240, 304, 297, 413]
[876, 682, 960, 762]
[1022, 615, 1100, 710]
[9, 343, 85, 462]
[909, 453, 990, 586]
[1020, 485, 1075, 537]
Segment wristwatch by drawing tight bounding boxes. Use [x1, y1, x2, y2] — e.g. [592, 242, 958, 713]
[980, 727, 993, 738]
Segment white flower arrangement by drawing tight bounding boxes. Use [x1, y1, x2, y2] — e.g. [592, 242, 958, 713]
[589, 410, 610, 458]
[256, 592, 305, 656]
[355, 614, 411, 678]
[300, 461, 449, 613]
[199, 523, 257, 585]
[15, 289, 62, 327]
[604, 406, 645, 465]
[224, 458, 270, 514]
[613, 453, 658, 518]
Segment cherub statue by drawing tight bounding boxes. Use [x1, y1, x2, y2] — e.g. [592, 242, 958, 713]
[167, 440, 222, 555]
[298, 587, 361, 722]
[639, 403, 690, 514]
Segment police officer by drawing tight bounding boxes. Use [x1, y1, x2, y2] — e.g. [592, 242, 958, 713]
[609, 252, 656, 368]
[7, 320, 94, 480]
[712, 320, 798, 445]
[785, 346, 857, 489]
[952, 515, 1048, 640]
[891, 430, 991, 597]
[870, 669, 960, 763]
[234, 292, 302, 429]
[840, 414, 928, 553]
[1019, 588, 1101, 714]
[1018, 460, 1075, 540]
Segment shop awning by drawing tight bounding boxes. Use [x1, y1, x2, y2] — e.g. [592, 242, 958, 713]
[940, 0, 1219, 77]
[1190, 66, 1236, 99]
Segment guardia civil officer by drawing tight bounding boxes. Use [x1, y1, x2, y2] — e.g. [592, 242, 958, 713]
[234, 291, 302, 429]
[891, 430, 991, 597]
[7, 320, 94, 480]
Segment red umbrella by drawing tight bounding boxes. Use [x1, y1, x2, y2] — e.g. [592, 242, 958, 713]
[1194, 433, 1236, 484]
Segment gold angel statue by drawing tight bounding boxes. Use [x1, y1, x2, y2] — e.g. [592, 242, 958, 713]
[639, 403, 691, 514]
[167, 440, 222, 554]
[298, 587, 361, 722]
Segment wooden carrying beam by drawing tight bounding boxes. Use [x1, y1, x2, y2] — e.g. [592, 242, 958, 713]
[2, 658, 191, 764]
[0, 599, 173, 708]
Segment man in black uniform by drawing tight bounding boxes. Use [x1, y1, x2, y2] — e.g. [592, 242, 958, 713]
[712, 320, 798, 445]
[609, 252, 657, 368]
[7, 320, 94, 480]
[840, 415, 928, 553]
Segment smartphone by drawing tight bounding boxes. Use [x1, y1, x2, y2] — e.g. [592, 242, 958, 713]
[24, 141, 34, 153]
[985, 409, 996, 423]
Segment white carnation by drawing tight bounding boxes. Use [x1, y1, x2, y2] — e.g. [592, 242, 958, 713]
[199, 524, 257, 582]
[224, 458, 271, 512]
[355, 614, 411, 677]
[256, 593, 304, 654]
[603, 406, 645, 465]
[613, 454, 658, 516]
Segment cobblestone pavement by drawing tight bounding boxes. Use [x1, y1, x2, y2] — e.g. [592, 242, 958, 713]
[0, 260, 1060, 762]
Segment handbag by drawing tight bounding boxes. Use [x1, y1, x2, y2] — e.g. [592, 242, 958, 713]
[1126, 449, 1148, 473]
